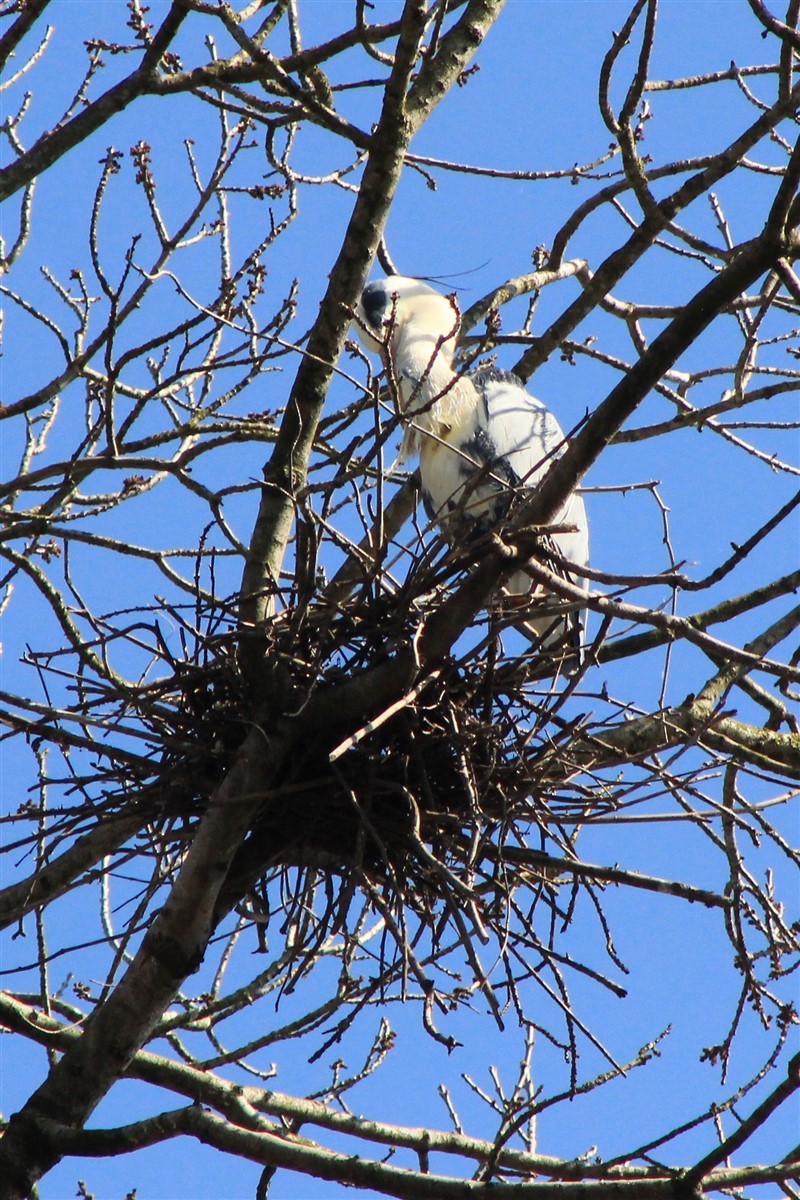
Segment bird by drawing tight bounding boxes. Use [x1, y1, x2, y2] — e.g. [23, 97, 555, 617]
[355, 275, 589, 659]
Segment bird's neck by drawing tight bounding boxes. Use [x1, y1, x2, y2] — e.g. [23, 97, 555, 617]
[392, 334, 466, 429]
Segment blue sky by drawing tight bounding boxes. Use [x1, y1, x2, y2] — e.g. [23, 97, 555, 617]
[1, 2, 798, 1197]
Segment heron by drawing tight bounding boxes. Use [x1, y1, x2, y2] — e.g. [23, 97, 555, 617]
[355, 275, 589, 660]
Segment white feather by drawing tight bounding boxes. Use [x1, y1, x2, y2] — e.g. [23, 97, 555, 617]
[355, 276, 590, 655]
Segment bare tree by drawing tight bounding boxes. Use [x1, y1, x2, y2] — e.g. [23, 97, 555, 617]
[0, 1, 798, 1198]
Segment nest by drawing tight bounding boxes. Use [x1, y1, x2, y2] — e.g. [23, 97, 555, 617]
[139, 588, 588, 955]
[12, 589, 615, 1054]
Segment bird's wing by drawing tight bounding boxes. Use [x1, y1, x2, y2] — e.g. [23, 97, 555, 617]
[473, 368, 590, 603]
[472, 367, 566, 489]
[417, 366, 589, 661]
[417, 372, 518, 535]
[419, 367, 576, 538]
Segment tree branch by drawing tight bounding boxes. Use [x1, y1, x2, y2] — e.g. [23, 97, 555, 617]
[237, 0, 430, 653]
[0, 1, 191, 203]
[0, 812, 143, 932]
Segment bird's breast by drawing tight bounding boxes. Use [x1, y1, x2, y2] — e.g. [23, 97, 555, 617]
[418, 414, 514, 536]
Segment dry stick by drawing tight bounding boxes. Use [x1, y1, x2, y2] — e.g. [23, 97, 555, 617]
[595, 568, 800, 665]
[328, 670, 441, 762]
[459, 260, 587, 334]
[323, 474, 419, 605]
[681, 1052, 800, 1191]
[475, 843, 730, 911]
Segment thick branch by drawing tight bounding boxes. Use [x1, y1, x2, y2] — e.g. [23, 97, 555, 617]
[562, 704, 800, 781]
[406, 0, 507, 125]
[0, 0, 52, 73]
[238, 0, 430, 646]
[0, 993, 621, 1182]
[682, 1052, 800, 1189]
[0, 812, 143, 932]
[0, 1, 190, 203]
[34, 1105, 686, 1199]
[0, 724, 274, 1197]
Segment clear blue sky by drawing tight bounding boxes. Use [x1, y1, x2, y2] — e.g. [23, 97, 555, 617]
[1, 2, 798, 1198]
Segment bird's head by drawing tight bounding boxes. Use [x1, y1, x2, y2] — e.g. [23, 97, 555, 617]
[354, 276, 461, 364]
